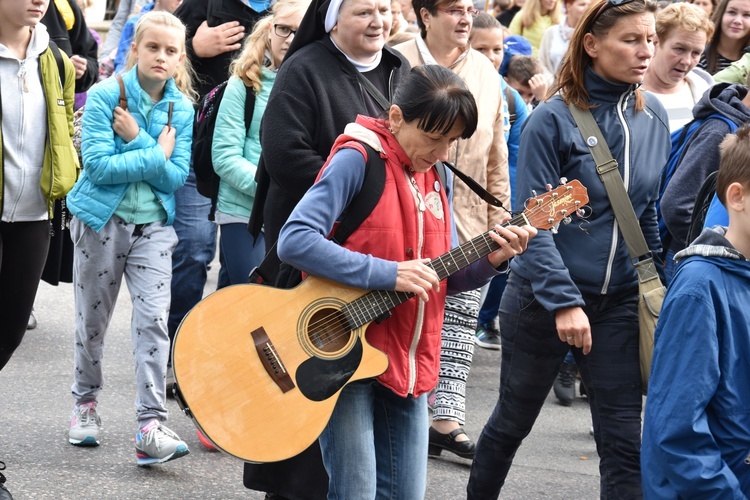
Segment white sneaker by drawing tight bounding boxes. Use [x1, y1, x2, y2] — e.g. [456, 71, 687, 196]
[68, 402, 101, 446]
[135, 421, 189, 466]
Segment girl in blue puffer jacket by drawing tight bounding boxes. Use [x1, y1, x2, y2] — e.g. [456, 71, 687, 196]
[65, 11, 196, 466]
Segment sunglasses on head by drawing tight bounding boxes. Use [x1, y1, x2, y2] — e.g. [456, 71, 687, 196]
[592, 0, 641, 22]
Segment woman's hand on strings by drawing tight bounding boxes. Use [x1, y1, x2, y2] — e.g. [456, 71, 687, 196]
[487, 223, 537, 268]
[395, 259, 440, 302]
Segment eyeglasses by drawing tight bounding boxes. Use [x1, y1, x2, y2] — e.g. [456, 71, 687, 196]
[436, 7, 479, 18]
[592, 0, 639, 22]
[274, 24, 297, 38]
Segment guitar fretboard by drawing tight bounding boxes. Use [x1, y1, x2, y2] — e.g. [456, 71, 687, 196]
[341, 213, 529, 329]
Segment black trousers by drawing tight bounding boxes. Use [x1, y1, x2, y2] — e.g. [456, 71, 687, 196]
[0, 220, 50, 370]
[468, 273, 643, 499]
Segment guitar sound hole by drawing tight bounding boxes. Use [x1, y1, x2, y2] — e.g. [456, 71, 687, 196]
[308, 308, 351, 353]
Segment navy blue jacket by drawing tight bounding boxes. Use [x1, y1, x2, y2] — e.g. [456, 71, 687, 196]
[510, 68, 670, 311]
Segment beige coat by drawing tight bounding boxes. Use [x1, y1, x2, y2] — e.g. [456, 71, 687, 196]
[393, 39, 510, 243]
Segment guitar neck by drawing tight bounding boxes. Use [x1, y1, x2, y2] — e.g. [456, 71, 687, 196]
[342, 212, 530, 329]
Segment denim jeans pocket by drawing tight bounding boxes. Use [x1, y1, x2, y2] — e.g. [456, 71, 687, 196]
[513, 275, 546, 321]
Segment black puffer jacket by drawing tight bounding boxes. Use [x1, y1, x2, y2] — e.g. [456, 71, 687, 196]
[41, 0, 98, 94]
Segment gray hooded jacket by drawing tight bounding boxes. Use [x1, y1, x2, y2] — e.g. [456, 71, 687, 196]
[661, 83, 750, 252]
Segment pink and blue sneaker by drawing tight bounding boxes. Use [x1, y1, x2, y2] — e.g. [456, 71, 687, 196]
[135, 420, 189, 466]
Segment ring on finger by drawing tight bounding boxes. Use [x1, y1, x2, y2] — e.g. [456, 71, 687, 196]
[566, 336, 574, 341]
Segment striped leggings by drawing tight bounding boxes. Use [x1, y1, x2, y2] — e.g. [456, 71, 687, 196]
[432, 289, 481, 424]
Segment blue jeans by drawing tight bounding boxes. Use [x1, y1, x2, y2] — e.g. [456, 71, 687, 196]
[477, 272, 508, 327]
[467, 273, 642, 499]
[168, 168, 217, 341]
[319, 380, 428, 500]
[218, 223, 265, 287]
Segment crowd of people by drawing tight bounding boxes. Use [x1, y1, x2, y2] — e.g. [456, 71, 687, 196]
[1, 0, 749, 498]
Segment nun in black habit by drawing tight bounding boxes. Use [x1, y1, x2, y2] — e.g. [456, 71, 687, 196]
[243, 0, 409, 497]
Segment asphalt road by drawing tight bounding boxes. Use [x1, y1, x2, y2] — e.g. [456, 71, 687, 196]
[1, 265, 600, 499]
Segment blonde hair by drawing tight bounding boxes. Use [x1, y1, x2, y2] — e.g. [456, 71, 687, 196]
[126, 11, 198, 103]
[519, 0, 562, 32]
[229, 0, 311, 93]
[656, 3, 714, 43]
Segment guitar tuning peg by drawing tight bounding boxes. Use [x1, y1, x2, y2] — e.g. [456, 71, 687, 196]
[545, 183, 553, 192]
[531, 189, 538, 197]
[563, 216, 572, 225]
[559, 177, 568, 185]
[550, 222, 560, 234]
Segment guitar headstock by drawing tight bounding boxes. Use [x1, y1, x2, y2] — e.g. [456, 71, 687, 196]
[522, 180, 589, 231]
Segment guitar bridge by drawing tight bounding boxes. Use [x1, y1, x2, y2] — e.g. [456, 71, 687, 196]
[251, 327, 295, 393]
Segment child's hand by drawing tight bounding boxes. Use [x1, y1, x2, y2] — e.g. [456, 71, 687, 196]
[113, 107, 139, 142]
[158, 126, 176, 160]
[529, 73, 548, 102]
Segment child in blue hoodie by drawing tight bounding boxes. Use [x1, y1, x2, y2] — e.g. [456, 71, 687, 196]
[65, 11, 195, 466]
[642, 125, 750, 497]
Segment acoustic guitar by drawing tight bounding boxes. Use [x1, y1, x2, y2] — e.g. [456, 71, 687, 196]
[172, 180, 589, 463]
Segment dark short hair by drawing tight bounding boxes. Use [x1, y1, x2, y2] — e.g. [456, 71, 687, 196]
[393, 65, 478, 139]
[717, 125, 750, 206]
[507, 55, 541, 84]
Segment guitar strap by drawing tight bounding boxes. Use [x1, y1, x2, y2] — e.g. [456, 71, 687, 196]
[249, 143, 506, 288]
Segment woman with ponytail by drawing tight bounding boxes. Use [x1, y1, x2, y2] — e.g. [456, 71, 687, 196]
[468, 0, 671, 496]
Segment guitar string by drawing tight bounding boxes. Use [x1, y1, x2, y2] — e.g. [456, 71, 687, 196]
[294, 195, 575, 349]
[287, 189, 582, 350]
[302, 225, 506, 345]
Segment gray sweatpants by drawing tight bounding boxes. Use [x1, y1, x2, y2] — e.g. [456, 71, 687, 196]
[70, 215, 177, 423]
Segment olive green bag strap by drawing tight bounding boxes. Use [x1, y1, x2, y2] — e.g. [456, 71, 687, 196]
[567, 103, 659, 285]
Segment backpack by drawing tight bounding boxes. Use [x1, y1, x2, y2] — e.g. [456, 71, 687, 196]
[192, 80, 255, 220]
[503, 85, 517, 128]
[251, 145, 449, 291]
[656, 113, 738, 254]
[686, 170, 720, 244]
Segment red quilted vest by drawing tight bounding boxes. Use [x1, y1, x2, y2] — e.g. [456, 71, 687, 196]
[319, 116, 452, 397]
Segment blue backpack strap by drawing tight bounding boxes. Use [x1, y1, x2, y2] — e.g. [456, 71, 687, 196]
[707, 112, 739, 133]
